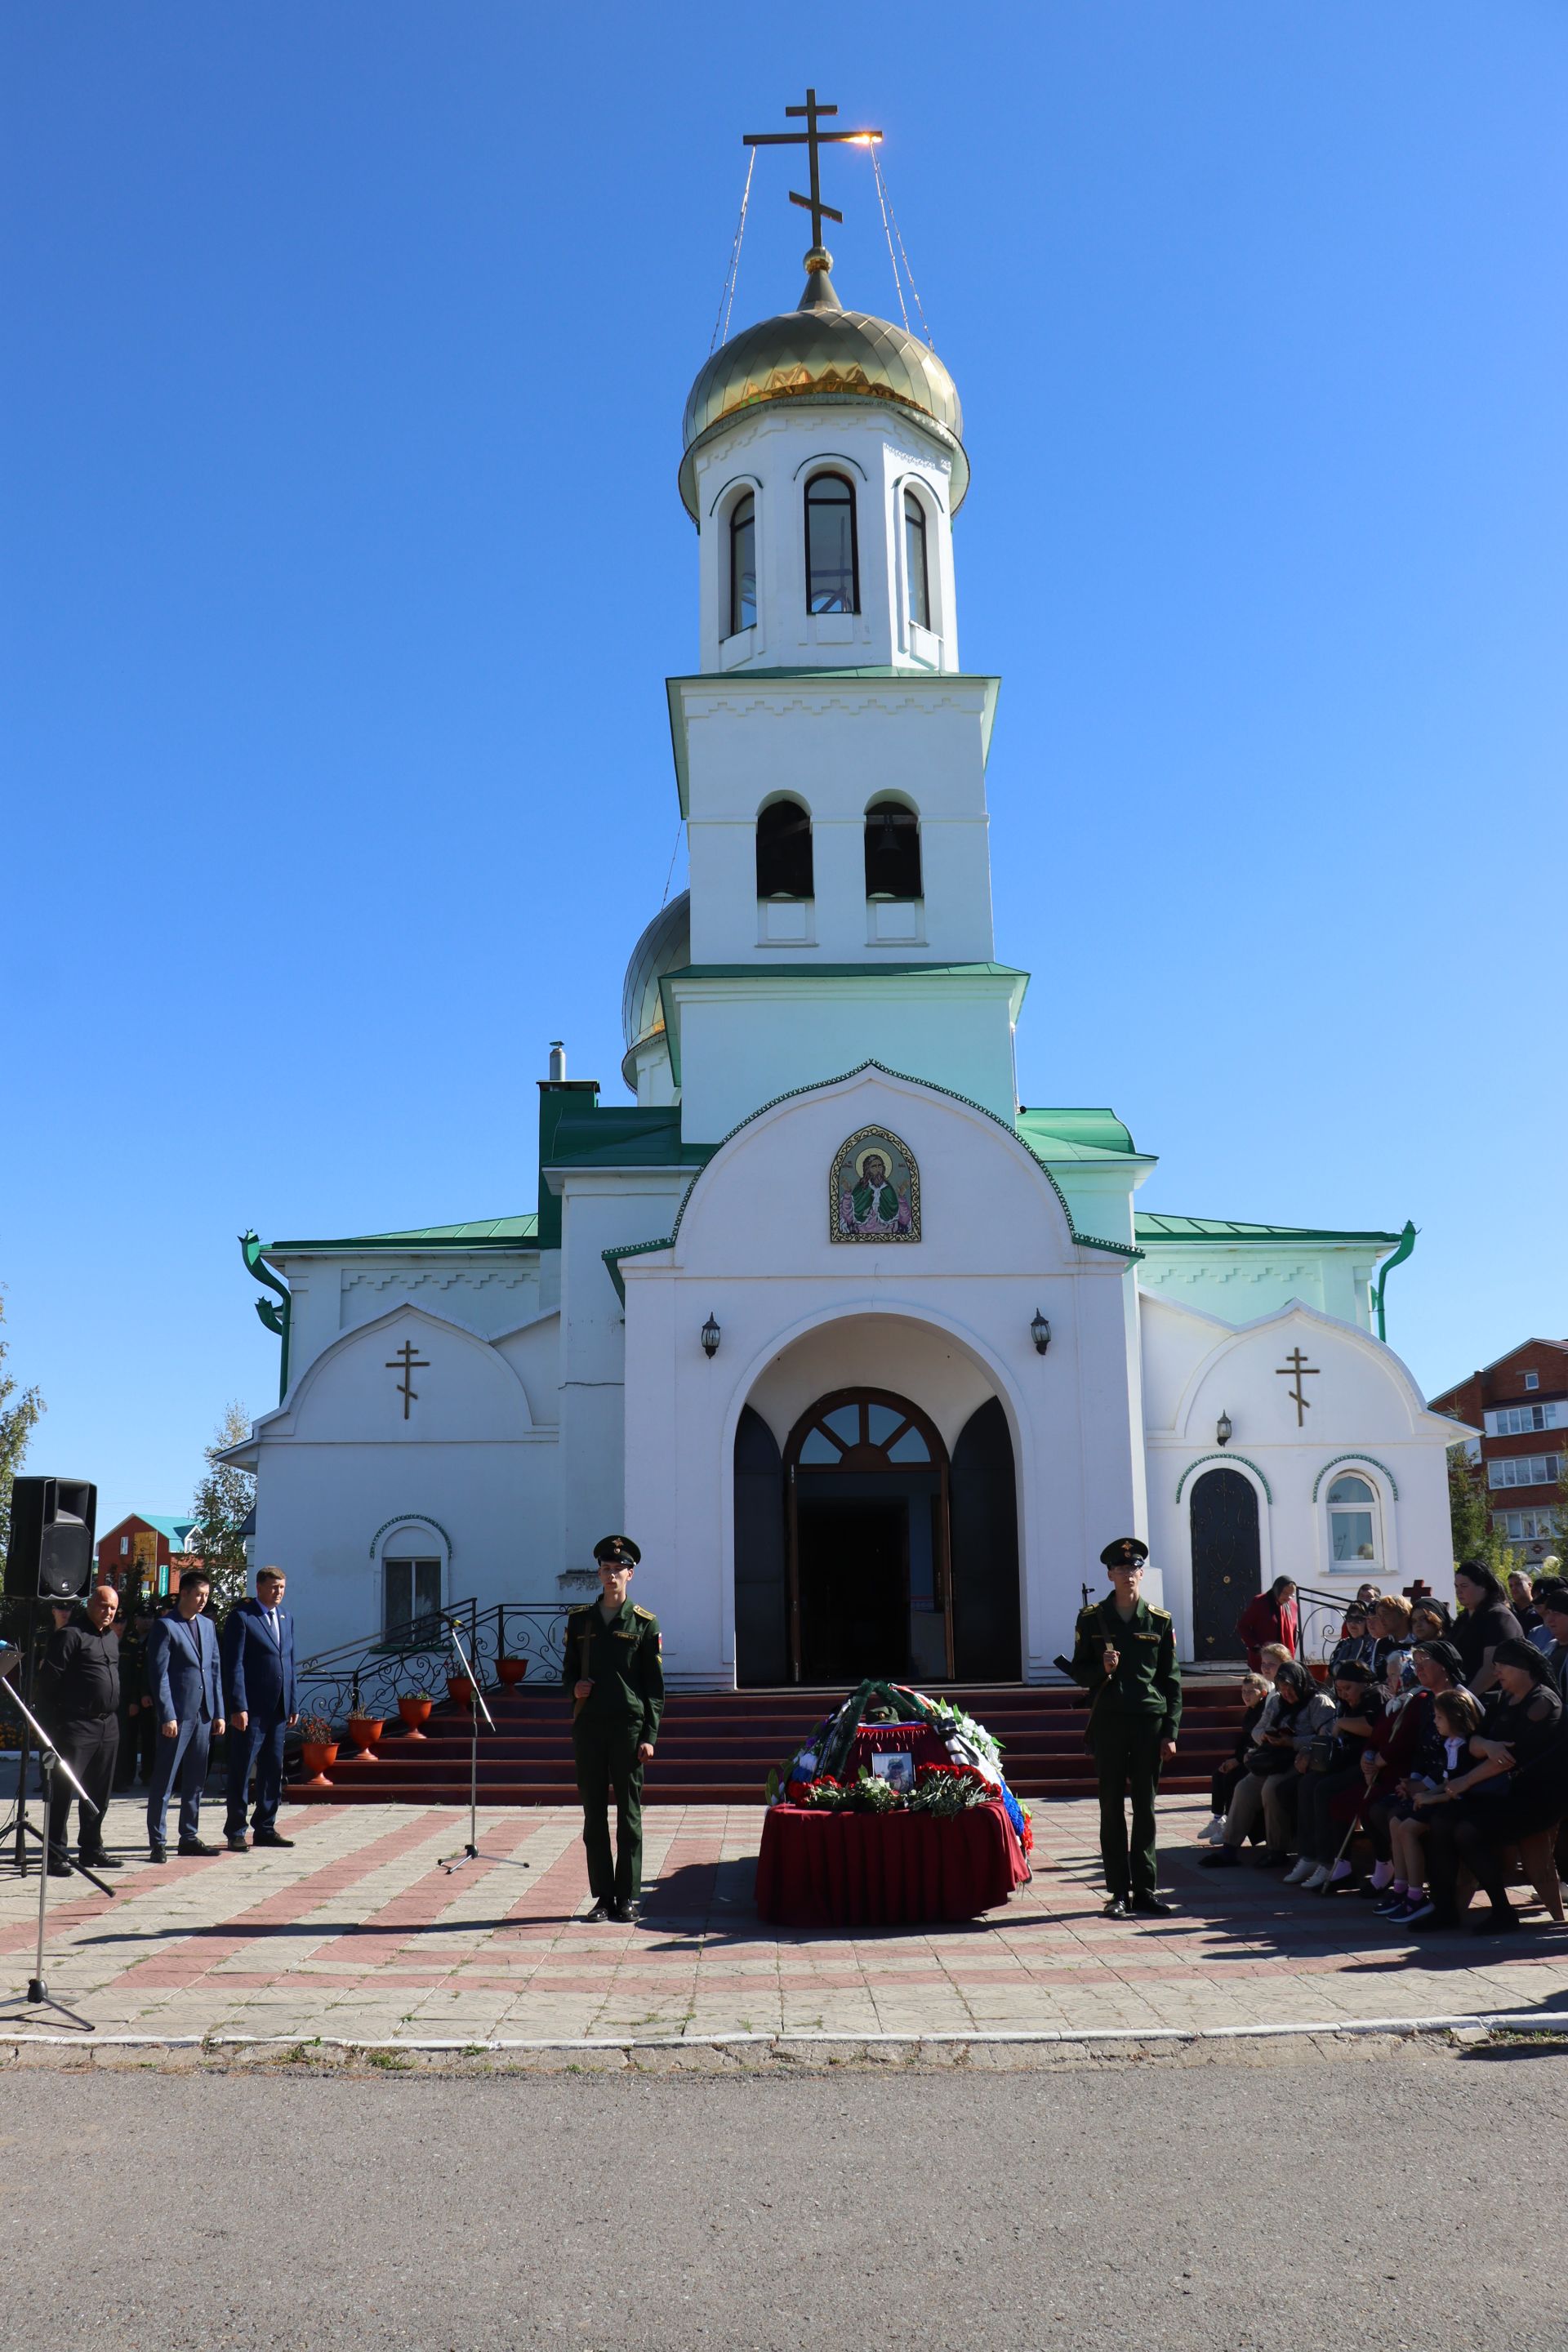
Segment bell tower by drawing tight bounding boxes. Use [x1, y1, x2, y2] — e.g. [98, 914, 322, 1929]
[652, 98, 1023, 1143]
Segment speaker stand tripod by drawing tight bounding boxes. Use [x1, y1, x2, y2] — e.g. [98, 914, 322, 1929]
[437, 1615, 530, 1881]
[0, 1677, 115, 2032]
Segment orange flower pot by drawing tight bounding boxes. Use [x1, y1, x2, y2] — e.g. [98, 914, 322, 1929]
[397, 1695, 434, 1739]
[301, 1740, 338, 1787]
[446, 1674, 474, 1710]
[497, 1656, 528, 1686]
[347, 1717, 385, 1757]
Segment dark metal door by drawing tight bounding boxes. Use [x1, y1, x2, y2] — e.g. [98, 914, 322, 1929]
[1189, 1468, 1260, 1662]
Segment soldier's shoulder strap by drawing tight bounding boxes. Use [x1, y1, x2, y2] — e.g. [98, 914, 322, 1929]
[631, 1605, 658, 1625]
[1148, 1606, 1173, 1625]
[566, 1608, 590, 1631]
[1075, 1600, 1105, 1628]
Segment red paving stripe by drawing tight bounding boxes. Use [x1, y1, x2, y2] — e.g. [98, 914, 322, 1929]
[96, 1811, 470, 1987]
[305, 1816, 543, 1963]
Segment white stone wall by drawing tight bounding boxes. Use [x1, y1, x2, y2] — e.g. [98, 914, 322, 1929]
[621, 1065, 1145, 1687]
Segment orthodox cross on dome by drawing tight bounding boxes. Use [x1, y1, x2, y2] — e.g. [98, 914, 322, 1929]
[385, 1338, 430, 1420]
[1276, 1347, 1320, 1427]
[744, 86, 882, 251]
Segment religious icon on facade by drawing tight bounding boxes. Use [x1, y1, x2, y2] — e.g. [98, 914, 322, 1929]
[830, 1125, 920, 1242]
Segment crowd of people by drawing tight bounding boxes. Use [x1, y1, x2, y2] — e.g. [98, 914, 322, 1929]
[1197, 1562, 1568, 1932]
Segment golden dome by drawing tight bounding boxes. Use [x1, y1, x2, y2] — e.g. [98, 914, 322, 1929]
[679, 252, 968, 519]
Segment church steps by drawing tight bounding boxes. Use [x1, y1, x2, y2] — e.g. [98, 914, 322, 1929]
[288, 1681, 1243, 1806]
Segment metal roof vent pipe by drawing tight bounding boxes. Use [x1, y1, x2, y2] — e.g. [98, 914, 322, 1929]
[547, 1040, 567, 1083]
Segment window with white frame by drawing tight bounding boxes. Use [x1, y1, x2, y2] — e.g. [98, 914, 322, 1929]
[1486, 1453, 1563, 1490]
[903, 490, 930, 630]
[383, 1556, 441, 1638]
[1524, 1372, 1539, 1389]
[1490, 1403, 1561, 1435]
[1493, 1508, 1559, 1542]
[1326, 1472, 1382, 1569]
[728, 492, 757, 636]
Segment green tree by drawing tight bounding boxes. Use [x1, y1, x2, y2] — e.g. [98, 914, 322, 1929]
[0, 1286, 45, 1564]
[192, 1401, 256, 1616]
[1446, 1441, 1517, 1578]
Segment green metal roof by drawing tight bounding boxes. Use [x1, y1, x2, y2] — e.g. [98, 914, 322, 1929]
[547, 1107, 715, 1173]
[267, 1214, 540, 1254]
[122, 1512, 200, 1544]
[1134, 1214, 1403, 1247]
[1018, 1107, 1140, 1161]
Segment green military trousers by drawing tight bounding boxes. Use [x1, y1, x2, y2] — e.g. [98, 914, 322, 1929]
[572, 1716, 644, 1907]
[1090, 1715, 1165, 1900]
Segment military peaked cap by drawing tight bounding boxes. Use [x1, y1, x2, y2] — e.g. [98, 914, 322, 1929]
[594, 1534, 641, 1566]
[1099, 1536, 1149, 1571]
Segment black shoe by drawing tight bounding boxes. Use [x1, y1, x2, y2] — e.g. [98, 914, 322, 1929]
[1102, 1895, 1132, 1919]
[46, 1853, 72, 1878]
[1254, 1850, 1292, 1869]
[1470, 1905, 1523, 1936]
[1129, 1892, 1175, 1916]
[612, 1900, 640, 1925]
[177, 1838, 220, 1857]
[1198, 1845, 1241, 1869]
[148, 1841, 167, 1864]
[583, 1899, 612, 1922]
[226, 1834, 250, 1852]
[252, 1830, 295, 1848]
[80, 1851, 122, 1870]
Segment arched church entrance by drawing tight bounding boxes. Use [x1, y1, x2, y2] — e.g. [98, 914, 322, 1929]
[732, 1385, 1022, 1686]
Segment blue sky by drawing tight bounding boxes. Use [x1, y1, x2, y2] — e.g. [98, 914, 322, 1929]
[5, 3, 1565, 1538]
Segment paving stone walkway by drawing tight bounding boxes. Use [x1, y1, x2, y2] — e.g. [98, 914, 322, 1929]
[2, 1789, 1565, 2047]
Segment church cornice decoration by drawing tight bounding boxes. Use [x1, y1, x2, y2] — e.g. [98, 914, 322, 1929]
[1311, 1454, 1400, 1503]
[367, 1513, 453, 1560]
[1176, 1454, 1274, 1505]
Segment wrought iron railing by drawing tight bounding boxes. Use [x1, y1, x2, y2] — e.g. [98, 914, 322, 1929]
[294, 1597, 572, 1728]
[1295, 1584, 1358, 1673]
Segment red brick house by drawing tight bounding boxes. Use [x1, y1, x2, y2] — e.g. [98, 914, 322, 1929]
[94, 1512, 203, 1603]
[1429, 1339, 1568, 1566]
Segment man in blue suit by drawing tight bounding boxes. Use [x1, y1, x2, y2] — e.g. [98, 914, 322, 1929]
[221, 1565, 299, 1851]
[145, 1567, 225, 1861]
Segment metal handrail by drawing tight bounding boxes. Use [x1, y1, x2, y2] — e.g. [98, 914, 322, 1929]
[1295, 1583, 1365, 1670]
[294, 1597, 572, 1728]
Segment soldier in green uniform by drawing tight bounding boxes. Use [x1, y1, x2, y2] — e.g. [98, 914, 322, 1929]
[1070, 1537, 1183, 1918]
[562, 1535, 664, 1923]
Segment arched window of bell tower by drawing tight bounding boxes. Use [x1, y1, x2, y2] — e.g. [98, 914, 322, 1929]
[728, 491, 757, 637]
[903, 489, 931, 631]
[804, 472, 858, 615]
[864, 795, 922, 902]
[755, 796, 814, 901]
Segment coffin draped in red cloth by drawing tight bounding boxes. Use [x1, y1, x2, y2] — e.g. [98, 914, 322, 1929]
[754, 1798, 1029, 1927]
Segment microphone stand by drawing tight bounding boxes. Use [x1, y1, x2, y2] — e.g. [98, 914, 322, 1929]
[437, 1613, 529, 1880]
[0, 1677, 115, 2031]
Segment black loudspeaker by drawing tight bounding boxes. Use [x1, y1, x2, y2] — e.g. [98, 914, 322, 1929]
[4, 1477, 98, 1600]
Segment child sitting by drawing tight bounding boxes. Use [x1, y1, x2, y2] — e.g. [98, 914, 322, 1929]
[1375, 1687, 1485, 1924]
[1199, 1671, 1272, 1843]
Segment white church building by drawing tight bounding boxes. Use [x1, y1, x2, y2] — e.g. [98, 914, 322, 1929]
[228, 217, 1462, 1685]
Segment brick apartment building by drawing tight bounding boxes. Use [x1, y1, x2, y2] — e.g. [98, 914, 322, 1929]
[1429, 1338, 1568, 1567]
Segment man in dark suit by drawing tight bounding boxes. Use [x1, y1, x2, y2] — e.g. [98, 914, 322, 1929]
[36, 1582, 122, 1874]
[145, 1567, 225, 1861]
[221, 1566, 299, 1851]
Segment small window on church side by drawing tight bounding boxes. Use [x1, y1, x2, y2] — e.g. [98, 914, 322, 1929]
[1326, 1475, 1380, 1570]
[729, 492, 756, 636]
[805, 473, 858, 613]
[864, 798, 922, 901]
[904, 491, 930, 630]
[755, 798, 813, 899]
[384, 1557, 441, 1639]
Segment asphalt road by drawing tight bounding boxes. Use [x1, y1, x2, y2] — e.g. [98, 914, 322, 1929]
[4, 2052, 1564, 2350]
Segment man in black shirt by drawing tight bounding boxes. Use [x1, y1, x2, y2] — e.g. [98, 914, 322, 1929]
[36, 1583, 123, 1874]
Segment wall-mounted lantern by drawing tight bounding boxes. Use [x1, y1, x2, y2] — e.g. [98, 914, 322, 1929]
[701, 1312, 721, 1360]
[1216, 1410, 1233, 1446]
[1030, 1309, 1051, 1356]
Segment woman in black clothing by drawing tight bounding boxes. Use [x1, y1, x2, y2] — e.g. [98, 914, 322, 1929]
[1200, 1670, 1271, 1842]
[1413, 1640, 1567, 1933]
[1450, 1562, 1524, 1696]
[1357, 1640, 1470, 1891]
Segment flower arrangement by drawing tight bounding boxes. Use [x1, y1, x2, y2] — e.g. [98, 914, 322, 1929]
[296, 1713, 336, 1745]
[775, 1679, 1034, 1856]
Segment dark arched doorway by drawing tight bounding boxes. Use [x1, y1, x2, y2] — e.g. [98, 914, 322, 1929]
[784, 1389, 948, 1686]
[950, 1399, 1022, 1681]
[734, 1406, 788, 1686]
[1189, 1468, 1261, 1661]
